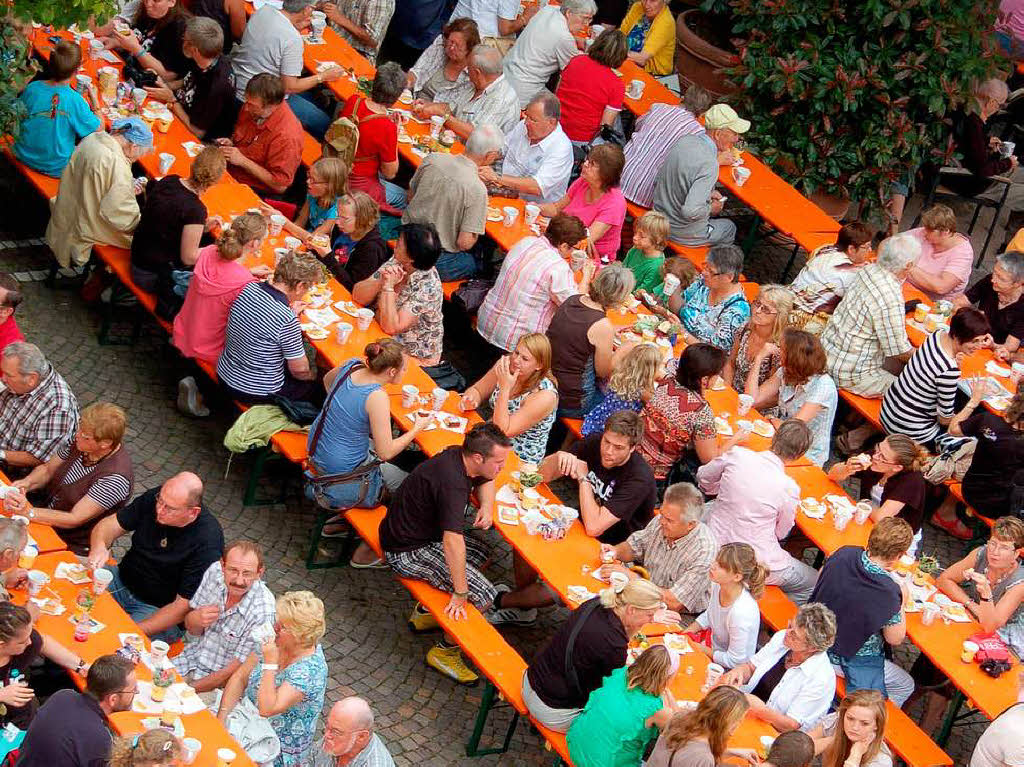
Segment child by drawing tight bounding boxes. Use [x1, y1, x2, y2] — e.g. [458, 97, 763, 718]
[623, 211, 670, 293]
[766, 730, 815, 767]
[581, 344, 663, 436]
[265, 156, 350, 247]
[653, 256, 698, 305]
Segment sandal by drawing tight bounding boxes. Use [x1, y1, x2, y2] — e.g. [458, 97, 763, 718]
[929, 515, 973, 541]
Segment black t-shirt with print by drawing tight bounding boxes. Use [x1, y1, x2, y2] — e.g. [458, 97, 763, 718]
[569, 434, 656, 544]
[0, 629, 43, 730]
[174, 56, 238, 139]
[133, 14, 189, 79]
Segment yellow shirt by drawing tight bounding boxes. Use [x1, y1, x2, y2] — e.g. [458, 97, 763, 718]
[1008, 226, 1024, 253]
[619, 3, 676, 77]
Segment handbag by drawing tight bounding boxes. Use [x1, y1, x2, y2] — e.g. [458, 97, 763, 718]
[421, 361, 467, 392]
[269, 396, 320, 427]
[222, 695, 281, 765]
[564, 598, 602, 703]
[923, 434, 976, 484]
[451, 279, 495, 316]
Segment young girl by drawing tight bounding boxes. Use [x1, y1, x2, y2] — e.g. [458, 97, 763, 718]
[109, 729, 182, 767]
[685, 542, 766, 669]
[809, 689, 892, 767]
[581, 343, 663, 436]
[652, 255, 698, 305]
[624, 211, 671, 293]
[645, 685, 752, 767]
[265, 157, 350, 247]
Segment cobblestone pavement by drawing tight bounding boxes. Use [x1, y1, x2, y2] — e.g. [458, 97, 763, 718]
[0, 165, 1007, 765]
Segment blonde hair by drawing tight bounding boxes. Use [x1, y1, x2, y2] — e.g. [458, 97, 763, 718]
[274, 251, 323, 290]
[515, 333, 554, 394]
[599, 578, 663, 610]
[79, 402, 128, 448]
[340, 191, 380, 239]
[109, 729, 181, 767]
[716, 542, 768, 599]
[277, 590, 326, 648]
[310, 157, 350, 207]
[920, 204, 958, 234]
[189, 145, 227, 190]
[637, 210, 670, 249]
[755, 284, 794, 343]
[663, 685, 749, 760]
[627, 645, 674, 696]
[608, 344, 662, 400]
[218, 212, 267, 261]
[823, 689, 887, 767]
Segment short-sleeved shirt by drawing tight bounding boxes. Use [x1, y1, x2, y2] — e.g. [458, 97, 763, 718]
[230, 102, 304, 193]
[503, 5, 579, 106]
[638, 379, 716, 479]
[621, 104, 704, 208]
[0, 365, 79, 463]
[626, 516, 716, 612]
[562, 179, 626, 262]
[450, 0, 519, 38]
[173, 55, 237, 139]
[906, 227, 974, 300]
[326, 226, 389, 291]
[49, 441, 133, 512]
[12, 81, 100, 177]
[679, 277, 751, 350]
[778, 371, 838, 467]
[623, 248, 665, 293]
[966, 274, 1024, 345]
[132, 13, 189, 77]
[0, 317, 24, 353]
[379, 446, 487, 552]
[451, 74, 521, 134]
[313, 733, 396, 767]
[568, 434, 656, 544]
[526, 599, 628, 710]
[116, 487, 225, 607]
[368, 259, 443, 363]
[130, 175, 207, 276]
[881, 330, 958, 444]
[879, 470, 928, 533]
[16, 689, 111, 767]
[217, 282, 307, 396]
[555, 55, 625, 142]
[500, 119, 574, 203]
[403, 153, 487, 254]
[334, 0, 396, 62]
[339, 96, 398, 182]
[0, 629, 42, 729]
[231, 5, 304, 99]
[961, 409, 1024, 518]
[970, 703, 1024, 767]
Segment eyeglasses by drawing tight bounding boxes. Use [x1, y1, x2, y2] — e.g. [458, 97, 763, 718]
[702, 264, 723, 278]
[872, 445, 899, 465]
[156, 494, 189, 514]
[752, 300, 777, 315]
[988, 539, 1020, 554]
[115, 686, 139, 695]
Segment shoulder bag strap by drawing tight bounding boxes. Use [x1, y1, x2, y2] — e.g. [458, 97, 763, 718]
[564, 598, 602, 702]
[307, 362, 364, 460]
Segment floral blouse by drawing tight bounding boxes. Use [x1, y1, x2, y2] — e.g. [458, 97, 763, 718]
[730, 325, 780, 395]
[371, 257, 443, 363]
[489, 376, 557, 464]
[679, 276, 751, 351]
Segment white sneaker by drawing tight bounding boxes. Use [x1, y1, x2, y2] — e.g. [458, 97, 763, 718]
[177, 376, 210, 418]
[487, 584, 537, 626]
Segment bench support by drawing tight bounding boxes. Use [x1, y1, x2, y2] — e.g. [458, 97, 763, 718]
[304, 509, 355, 570]
[935, 690, 966, 748]
[465, 681, 520, 757]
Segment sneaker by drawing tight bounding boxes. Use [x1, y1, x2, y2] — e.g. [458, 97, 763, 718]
[407, 603, 440, 633]
[487, 584, 537, 626]
[177, 376, 210, 418]
[426, 643, 478, 685]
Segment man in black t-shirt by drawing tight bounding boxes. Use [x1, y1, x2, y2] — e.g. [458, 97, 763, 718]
[88, 472, 224, 642]
[491, 411, 657, 624]
[381, 422, 511, 685]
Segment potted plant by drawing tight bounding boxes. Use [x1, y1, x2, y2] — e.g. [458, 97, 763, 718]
[702, 0, 1005, 220]
[675, 7, 739, 97]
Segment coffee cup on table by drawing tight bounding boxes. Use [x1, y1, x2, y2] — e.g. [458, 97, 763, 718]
[732, 165, 752, 186]
[284, 236, 302, 251]
[737, 393, 754, 416]
[961, 640, 979, 662]
[150, 639, 170, 665]
[525, 203, 541, 225]
[26, 570, 48, 597]
[921, 602, 940, 626]
[158, 153, 175, 175]
[502, 206, 519, 227]
[429, 115, 445, 139]
[431, 387, 447, 410]
[627, 79, 644, 99]
[216, 749, 237, 767]
[335, 322, 353, 345]
[401, 384, 419, 408]
[269, 214, 287, 236]
[355, 308, 374, 331]
[181, 738, 201, 764]
[92, 568, 113, 595]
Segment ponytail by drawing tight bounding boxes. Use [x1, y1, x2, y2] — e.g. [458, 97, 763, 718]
[716, 542, 768, 599]
[217, 212, 267, 261]
[885, 434, 929, 472]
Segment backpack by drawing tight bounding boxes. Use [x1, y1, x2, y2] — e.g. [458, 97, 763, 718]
[922, 434, 977, 484]
[324, 96, 388, 167]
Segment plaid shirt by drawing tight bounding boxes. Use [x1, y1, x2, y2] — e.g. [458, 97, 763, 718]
[172, 561, 276, 678]
[0, 365, 78, 463]
[820, 263, 912, 390]
[451, 74, 521, 134]
[626, 517, 717, 613]
[334, 0, 395, 63]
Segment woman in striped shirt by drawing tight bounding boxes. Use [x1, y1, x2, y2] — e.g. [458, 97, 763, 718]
[880, 307, 991, 446]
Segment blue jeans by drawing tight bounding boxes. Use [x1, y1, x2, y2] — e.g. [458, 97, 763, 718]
[836, 652, 886, 697]
[435, 250, 480, 280]
[287, 92, 333, 141]
[382, 178, 407, 210]
[108, 565, 184, 643]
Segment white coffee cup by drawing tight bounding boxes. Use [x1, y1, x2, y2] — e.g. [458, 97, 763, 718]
[355, 307, 374, 331]
[273, 247, 289, 266]
[524, 203, 541, 225]
[570, 249, 588, 271]
[26, 570, 48, 596]
[732, 166, 752, 186]
[737, 393, 754, 415]
[269, 214, 287, 236]
[431, 387, 447, 410]
[89, 39, 105, 59]
[92, 568, 114, 595]
[627, 79, 644, 99]
[132, 87, 147, 106]
[284, 236, 302, 251]
[335, 322, 353, 344]
[502, 206, 519, 227]
[704, 662, 724, 689]
[832, 508, 852, 532]
[216, 748, 237, 766]
[430, 115, 445, 139]
[158, 153, 175, 175]
[854, 501, 872, 525]
[150, 639, 170, 664]
[181, 737, 201, 764]
[921, 602, 940, 626]
[401, 384, 419, 408]
[662, 273, 681, 296]
[1001, 141, 1016, 158]
[76, 74, 93, 93]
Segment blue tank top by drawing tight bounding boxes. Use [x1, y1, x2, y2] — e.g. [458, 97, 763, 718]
[307, 360, 379, 475]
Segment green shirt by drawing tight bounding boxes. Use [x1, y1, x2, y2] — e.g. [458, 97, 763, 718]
[623, 248, 666, 294]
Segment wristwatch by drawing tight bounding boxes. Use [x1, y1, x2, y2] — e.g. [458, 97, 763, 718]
[74, 659, 87, 674]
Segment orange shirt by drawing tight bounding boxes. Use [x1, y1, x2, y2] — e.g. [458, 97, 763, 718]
[231, 102, 304, 193]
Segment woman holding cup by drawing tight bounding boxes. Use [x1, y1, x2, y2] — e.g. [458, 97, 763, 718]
[808, 689, 892, 767]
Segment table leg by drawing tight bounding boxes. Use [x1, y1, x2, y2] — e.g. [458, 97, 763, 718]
[780, 242, 801, 283]
[465, 681, 520, 757]
[935, 689, 964, 747]
[740, 214, 762, 256]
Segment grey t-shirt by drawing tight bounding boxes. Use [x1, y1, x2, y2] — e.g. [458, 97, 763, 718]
[231, 5, 304, 100]
[645, 736, 715, 767]
[652, 133, 719, 246]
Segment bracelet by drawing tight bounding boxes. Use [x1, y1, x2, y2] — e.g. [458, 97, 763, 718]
[74, 659, 86, 674]
[262, 663, 279, 671]
[453, 590, 468, 598]
[382, 286, 394, 292]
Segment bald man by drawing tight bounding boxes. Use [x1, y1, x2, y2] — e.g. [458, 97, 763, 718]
[314, 697, 395, 767]
[88, 472, 224, 642]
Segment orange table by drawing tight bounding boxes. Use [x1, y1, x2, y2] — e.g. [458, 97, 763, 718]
[18, 552, 255, 767]
[0, 470, 69, 556]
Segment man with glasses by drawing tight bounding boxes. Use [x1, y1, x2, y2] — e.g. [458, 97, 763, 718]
[173, 540, 275, 694]
[17, 654, 136, 767]
[315, 696, 395, 766]
[88, 472, 225, 642]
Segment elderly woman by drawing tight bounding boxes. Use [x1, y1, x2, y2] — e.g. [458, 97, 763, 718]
[956, 250, 1024, 361]
[353, 223, 444, 367]
[619, 0, 675, 76]
[718, 602, 838, 732]
[503, 0, 598, 107]
[45, 118, 151, 269]
[540, 144, 627, 263]
[217, 251, 323, 405]
[821, 233, 916, 401]
[547, 264, 634, 417]
[219, 591, 328, 767]
[9, 403, 133, 555]
[721, 284, 792, 410]
[408, 18, 480, 103]
[555, 29, 628, 145]
[338, 62, 408, 214]
[319, 192, 388, 290]
[655, 244, 750, 351]
[478, 214, 589, 355]
[905, 204, 975, 301]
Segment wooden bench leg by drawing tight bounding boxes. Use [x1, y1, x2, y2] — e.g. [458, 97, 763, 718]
[465, 681, 520, 757]
[243, 446, 272, 506]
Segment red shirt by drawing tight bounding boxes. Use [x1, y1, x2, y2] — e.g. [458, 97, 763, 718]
[555, 55, 625, 142]
[0, 317, 24, 353]
[339, 95, 398, 181]
[231, 102, 304, 193]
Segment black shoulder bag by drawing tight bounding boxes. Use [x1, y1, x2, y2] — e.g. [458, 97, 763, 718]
[563, 598, 602, 705]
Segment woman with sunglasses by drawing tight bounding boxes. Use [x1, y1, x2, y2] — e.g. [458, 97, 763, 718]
[721, 284, 793, 414]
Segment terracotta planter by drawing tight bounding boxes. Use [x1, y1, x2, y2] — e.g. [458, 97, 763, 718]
[675, 9, 738, 97]
[809, 188, 852, 221]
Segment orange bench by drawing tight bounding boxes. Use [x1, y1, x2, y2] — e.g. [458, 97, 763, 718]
[757, 586, 952, 767]
[839, 388, 883, 430]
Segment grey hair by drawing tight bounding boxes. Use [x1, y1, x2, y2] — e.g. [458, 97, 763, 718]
[876, 232, 921, 273]
[771, 418, 812, 461]
[469, 44, 503, 76]
[184, 16, 224, 58]
[561, 0, 597, 16]
[794, 603, 837, 652]
[0, 518, 27, 556]
[282, 0, 314, 12]
[465, 124, 504, 157]
[682, 84, 713, 118]
[371, 62, 407, 106]
[706, 244, 744, 283]
[529, 90, 561, 122]
[975, 77, 1009, 103]
[661, 483, 704, 522]
[2, 341, 47, 377]
[996, 251, 1024, 283]
[588, 263, 635, 309]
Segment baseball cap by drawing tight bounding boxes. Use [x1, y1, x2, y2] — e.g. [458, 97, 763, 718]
[704, 104, 751, 134]
[110, 117, 154, 148]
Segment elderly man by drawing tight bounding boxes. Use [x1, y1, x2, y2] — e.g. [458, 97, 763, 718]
[479, 91, 573, 204]
[821, 233, 917, 401]
[173, 540, 275, 693]
[321, 0, 395, 64]
[701, 419, 819, 605]
[412, 45, 521, 137]
[403, 124, 504, 281]
[221, 74, 304, 197]
[88, 472, 225, 642]
[653, 103, 750, 246]
[503, 0, 596, 107]
[0, 342, 78, 473]
[621, 85, 712, 208]
[597, 482, 717, 614]
[0, 275, 25, 352]
[315, 697, 396, 767]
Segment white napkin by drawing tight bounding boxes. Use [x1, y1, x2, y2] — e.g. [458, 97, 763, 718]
[496, 485, 518, 505]
[54, 561, 91, 584]
[65, 613, 105, 634]
[304, 307, 340, 326]
[181, 141, 204, 158]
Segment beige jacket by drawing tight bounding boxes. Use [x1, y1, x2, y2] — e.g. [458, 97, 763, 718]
[45, 132, 140, 267]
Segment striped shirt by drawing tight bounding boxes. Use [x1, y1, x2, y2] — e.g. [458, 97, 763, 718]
[621, 103, 705, 207]
[217, 282, 306, 396]
[881, 330, 959, 443]
[48, 442, 131, 510]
